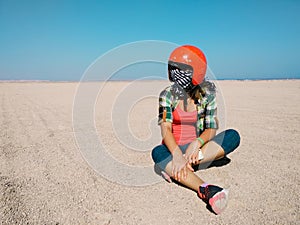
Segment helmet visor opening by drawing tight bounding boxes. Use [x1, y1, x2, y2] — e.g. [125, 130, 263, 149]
[168, 61, 193, 73]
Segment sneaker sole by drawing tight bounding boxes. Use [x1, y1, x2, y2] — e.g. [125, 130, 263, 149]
[209, 189, 229, 215]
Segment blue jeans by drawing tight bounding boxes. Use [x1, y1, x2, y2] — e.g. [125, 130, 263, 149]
[151, 129, 240, 170]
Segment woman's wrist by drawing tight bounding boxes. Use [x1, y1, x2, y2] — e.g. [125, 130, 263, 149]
[171, 146, 182, 156]
[196, 137, 205, 148]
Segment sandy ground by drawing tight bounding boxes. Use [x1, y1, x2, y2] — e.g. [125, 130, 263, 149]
[0, 80, 299, 224]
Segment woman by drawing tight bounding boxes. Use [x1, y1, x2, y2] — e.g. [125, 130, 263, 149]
[152, 45, 240, 215]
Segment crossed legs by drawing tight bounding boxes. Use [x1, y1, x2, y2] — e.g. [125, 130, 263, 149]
[162, 141, 226, 191]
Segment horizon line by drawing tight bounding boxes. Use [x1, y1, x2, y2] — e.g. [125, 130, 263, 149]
[0, 77, 299, 83]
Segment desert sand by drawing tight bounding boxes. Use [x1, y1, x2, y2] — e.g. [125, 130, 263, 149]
[0, 80, 299, 224]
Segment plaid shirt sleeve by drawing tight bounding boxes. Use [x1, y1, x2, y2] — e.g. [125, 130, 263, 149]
[204, 93, 219, 129]
[158, 87, 173, 124]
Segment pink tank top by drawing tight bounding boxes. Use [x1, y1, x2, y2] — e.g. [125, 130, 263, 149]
[172, 106, 197, 145]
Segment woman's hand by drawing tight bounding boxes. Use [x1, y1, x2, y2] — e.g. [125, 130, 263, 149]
[184, 139, 201, 165]
[172, 149, 193, 181]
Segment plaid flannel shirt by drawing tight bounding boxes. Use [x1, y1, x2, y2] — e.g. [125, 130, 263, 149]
[158, 85, 218, 135]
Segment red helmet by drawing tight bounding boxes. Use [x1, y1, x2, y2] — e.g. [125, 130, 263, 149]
[169, 45, 207, 85]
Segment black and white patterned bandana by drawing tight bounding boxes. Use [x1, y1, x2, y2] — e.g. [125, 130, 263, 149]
[169, 66, 192, 89]
[168, 61, 193, 98]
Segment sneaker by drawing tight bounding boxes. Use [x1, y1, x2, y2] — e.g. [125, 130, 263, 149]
[198, 184, 229, 214]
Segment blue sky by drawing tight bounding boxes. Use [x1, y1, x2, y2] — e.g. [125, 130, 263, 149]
[0, 0, 299, 80]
